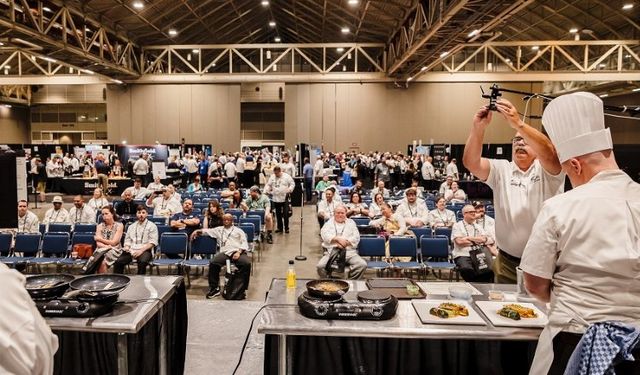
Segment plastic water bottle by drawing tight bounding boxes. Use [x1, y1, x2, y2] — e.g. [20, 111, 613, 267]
[286, 260, 297, 289]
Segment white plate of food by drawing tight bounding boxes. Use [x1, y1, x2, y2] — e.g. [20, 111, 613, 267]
[475, 301, 548, 328]
[412, 300, 487, 326]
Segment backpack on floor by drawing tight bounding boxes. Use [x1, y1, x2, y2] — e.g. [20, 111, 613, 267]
[222, 268, 248, 300]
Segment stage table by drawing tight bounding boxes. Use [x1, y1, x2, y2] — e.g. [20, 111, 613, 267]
[47, 275, 187, 375]
[259, 279, 544, 375]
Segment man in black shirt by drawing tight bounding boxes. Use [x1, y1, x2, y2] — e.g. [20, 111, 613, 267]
[170, 199, 201, 238]
[115, 190, 137, 223]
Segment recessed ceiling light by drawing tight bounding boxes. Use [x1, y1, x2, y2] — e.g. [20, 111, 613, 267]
[3, 65, 10, 69]
[168, 29, 178, 36]
[261, 0, 269, 6]
[622, 4, 633, 10]
[192, 49, 199, 53]
[599, 94, 608, 98]
[569, 28, 578, 33]
[599, 63, 606, 68]
[440, 51, 449, 58]
[42, 57, 56, 62]
[420, 66, 427, 71]
[121, 140, 127, 145]
[0, 42, 4, 46]
[348, 0, 359, 5]
[274, 36, 281, 42]
[112, 79, 124, 84]
[407, 77, 413, 82]
[468, 29, 480, 38]
[269, 21, 276, 27]
[341, 27, 350, 34]
[531, 46, 539, 51]
[505, 58, 511, 63]
[3, 104, 12, 108]
[632, 88, 640, 92]
[336, 47, 344, 52]
[43, 6, 52, 12]
[132, 1, 144, 9]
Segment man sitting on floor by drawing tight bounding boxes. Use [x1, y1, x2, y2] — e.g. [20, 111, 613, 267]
[114, 205, 158, 275]
[192, 213, 251, 299]
[317, 205, 366, 280]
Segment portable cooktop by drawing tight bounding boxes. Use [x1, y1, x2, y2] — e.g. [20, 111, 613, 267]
[298, 289, 398, 320]
[33, 293, 119, 318]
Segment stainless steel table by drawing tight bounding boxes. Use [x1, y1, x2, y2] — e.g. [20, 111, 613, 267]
[47, 275, 187, 375]
[258, 279, 545, 375]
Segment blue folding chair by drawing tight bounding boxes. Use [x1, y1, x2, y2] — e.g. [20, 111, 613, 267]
[357, 236, 389, 276]
[411, 227, 432, 247]
[238, 223, 257, 273]
[421, 236, 457, 281]
[155, 224, 172, 251]
[59, 232, 96, 268]
[227, 209, 244, 221]
[151, 232, 188, 274]
[247, 210, 266, 226]
[39, 223, 46, 234]
[47, 223, 72, 234]
[388, 236, 424, 278]
[182, 236, 217, 287]
[149, 216, 168, 225]
[73, 223, 97, 233]
[0, 232, 12, 257]
[30, 232, 70, 272]
[435, 227, 453, 243]
[239, 215, 262, 242]
[351, 217, 371, 226]
[3, 233, 40, 267]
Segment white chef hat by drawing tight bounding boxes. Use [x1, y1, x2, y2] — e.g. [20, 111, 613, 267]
[541, 92, 612, 163]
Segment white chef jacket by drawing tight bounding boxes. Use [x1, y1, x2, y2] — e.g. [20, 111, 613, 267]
[476, 215, 496, 244]
[122, 186, 149, 200]
[149, 196, 182, 217]
[280, 162, 296, 177]
[264, 173, 295, 203]
[17, 211, 40, 233]
[369, 187, 390, 200]
[317, 199, 343, 220]
[124, 219, 159, 249]
[43, 207, 70, 225]
[133, 158, 149, 175]
[147, 182, 165, 191]
[446, 163, 459, 179]
[521, 169, 640, 374]
[203, 225, 248, 256]
[451, 220, 487, 258]
[87, 197, 110, 211]
[0, 263, 58, 375]
[421, 161, 435, 180]
[68, 205, 97, 225]
[428, 208, 456, 227]
[485, 159, 564, 258]
[320, 218, 360, 251]
[395, 199, 430, 225]
[224, 162, 237, 178]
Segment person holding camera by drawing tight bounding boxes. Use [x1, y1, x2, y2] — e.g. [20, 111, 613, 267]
[146, 188, 181, 218]
[264, 166, 294, 234]
[452, 205, 494, 282]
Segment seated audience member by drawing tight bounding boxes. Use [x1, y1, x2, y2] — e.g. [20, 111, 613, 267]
[349, 179, 366, 197]
[0, 263, 58, 374]
[192, 214, 251, 299]
[317, 187, 342, 226]
[166, 184, 181, 203]
[452, 205, 494, 282]
[368, 193, 386, 218]
[170, 199, 201, 237]
[203, 199, 224, 229]
[369, 179, 390, 200]
[113, 205, 158, 275]
[68, 195, 96, 227]
[95, 206, 125, 274]
[115, 190, 137, 219]
[17, 199, 40, 233]
[428, 196, 456, 228]
[345, 192, 369, 218]
[87, 188, 110, 211]
[439, 175, 454, 196]
[395, 188, 429, 227]
[315, 174, 332, 194]
[444, 181, 467, 204]
[473, 201, 496, 254]
[220, 181, 240, 203]
[228, 190, 244, 209]
[146, 188, 182, 218]
[187, 175, 203, 193]
[404, 179, 425, 199]
[43, 196, 70, 226]
[121, 178, 149, 200]
[316, 206, 366, 280]
[147, 175, 165, 192]
[240, 186, 274, 244]
[370, 203, 408, 237]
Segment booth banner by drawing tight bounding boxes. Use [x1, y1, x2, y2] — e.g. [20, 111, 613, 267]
[118, 145, 169, 164]
[152, 162, 167, 179]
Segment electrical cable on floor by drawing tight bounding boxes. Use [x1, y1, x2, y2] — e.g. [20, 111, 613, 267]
[231, 303, 296, 375]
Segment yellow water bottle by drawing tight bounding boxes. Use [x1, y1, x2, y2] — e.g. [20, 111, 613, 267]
[286, 260, 297, 289]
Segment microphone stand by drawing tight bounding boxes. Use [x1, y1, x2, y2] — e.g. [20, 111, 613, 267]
[295, 180, 307, 261]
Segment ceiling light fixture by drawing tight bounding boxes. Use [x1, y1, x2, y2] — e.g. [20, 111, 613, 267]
[569, 28, 578, 33]
[4, 65, 10, 69]
[420, 66, 427, 71]
[622, 4, 633, 10]
[632, 88, 640, 92]
[347, 52, 352, 60]
[342, 65, 347, 72]
[274, 36, 281, 42]
[599, 63, 606, 68]
[599, 94, 608, 98]
[121, 140, 127, 145]
[68, 67, 74, 73]
[269, 21, 276, 27]
[468, 29, 480, 38]
[3, 104, 12, 108]
[266, 50, 271, 59]
[336, 47, 344, 52]
[341, 27, 350, 34]
[0, 42, 4, 46]
[348, 0, 359, 5]
[43, 7, 52, 12]
[112, 79, 124, 84]
[440, 51, 449, 58]
[168, 29, 178, 36]
[132, 1, 144, 9]
[407, 76, 413, 82]
[42, 57, 56, 62]
[192, 49, 199, 54]
[531, 46, 539, 51]
[505, 58, 511, 63]
[261, 0, 269, 6]
[187, 53, 191, 61]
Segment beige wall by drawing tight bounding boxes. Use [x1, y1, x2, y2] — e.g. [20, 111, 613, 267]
[285, 82, 545, 152]
[106, 84, 241, 151]
[0, 106, 30, 143]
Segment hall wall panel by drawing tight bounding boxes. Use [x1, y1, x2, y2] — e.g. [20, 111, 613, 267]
[107, 84, 240, 150]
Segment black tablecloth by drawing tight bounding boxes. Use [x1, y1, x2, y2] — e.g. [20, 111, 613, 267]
[60, 178, 133, 196]
[52, 280, 188, 375]
[265, 335, 537, 375]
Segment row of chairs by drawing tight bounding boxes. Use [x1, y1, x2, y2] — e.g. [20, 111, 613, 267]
[358, 235, 458, 281]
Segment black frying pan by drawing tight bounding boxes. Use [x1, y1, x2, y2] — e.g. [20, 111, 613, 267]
[25, 274, 75, 299]
[306, 279, 350, 299]
[69, 274, 130, 296]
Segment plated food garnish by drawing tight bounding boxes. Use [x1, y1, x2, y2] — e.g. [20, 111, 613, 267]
[497, 304, 538, 320]
[429, 302, 469, 319]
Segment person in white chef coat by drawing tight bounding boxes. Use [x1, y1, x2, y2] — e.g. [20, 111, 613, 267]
[0, 263, 58, 375]
[521, 92, 640, 374]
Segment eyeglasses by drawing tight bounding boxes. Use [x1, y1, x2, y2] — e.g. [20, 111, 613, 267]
[511, 136, 526, 144]
[463, 210, 477, 214]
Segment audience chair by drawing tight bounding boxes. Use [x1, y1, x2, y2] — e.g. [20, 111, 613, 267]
[357, 236, 389, 276]
[151, 232, 188, 275]
[30, 232, 70, 273]
[3, 233, 41, 267]
[0, 232, 12, 257]
[183, 236, 218, 287]
[421, 236, 458, 281]
[73, 223, 97, 233]
[411, 227, 432, 247]
[238, 223, 257, 274]
[59, 232, 96, 269]
[351, 217, 371, 226]
[434, 227, 453, 243]
[388, 236, 423, 279]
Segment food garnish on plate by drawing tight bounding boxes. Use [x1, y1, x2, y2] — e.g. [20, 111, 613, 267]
[429, 302, 469, 319]
[497, 304, 538, 320]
